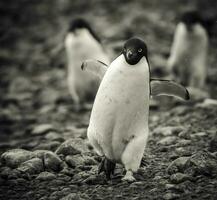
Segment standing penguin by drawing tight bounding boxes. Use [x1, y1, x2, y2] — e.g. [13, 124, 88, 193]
[65, 18, 110, 104]
[167, 10, 209, 89]
[82, 37, 189, 182]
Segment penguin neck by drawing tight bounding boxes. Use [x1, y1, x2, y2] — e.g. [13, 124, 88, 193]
[111, 54, 149, 72]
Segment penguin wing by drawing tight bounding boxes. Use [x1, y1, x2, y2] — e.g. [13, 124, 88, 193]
[81, 59, 108, 80]
[150, 79, 190, 100]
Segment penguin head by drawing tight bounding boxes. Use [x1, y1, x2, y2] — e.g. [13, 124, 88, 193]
[181, 10, 201, 31]
[68, 18, 101, 43]
[122, 37, 148, 65]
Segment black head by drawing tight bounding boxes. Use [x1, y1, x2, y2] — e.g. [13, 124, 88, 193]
[68, 18, 101, 43]
[122, 37, 148, 65]
[181, 10, 202, 30]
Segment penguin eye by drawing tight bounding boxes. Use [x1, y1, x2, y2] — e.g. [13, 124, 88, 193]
[138, 48, 143, 53]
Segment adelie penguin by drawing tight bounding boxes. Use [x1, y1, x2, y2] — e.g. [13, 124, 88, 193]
[81, 37, 190, 182]
[65, 18, 110, 104]
[167, 10, 209, 90]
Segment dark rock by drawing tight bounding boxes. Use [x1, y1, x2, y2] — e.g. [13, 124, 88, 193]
[1, 149, 33, 168]
[17, 158, 43, 174]
[83, 174, 106, 185]
[36, 171, 56, 181]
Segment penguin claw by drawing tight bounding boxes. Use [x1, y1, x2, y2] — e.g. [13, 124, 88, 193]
[98, 157, 116, 180]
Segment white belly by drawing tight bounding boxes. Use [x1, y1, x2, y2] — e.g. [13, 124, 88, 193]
[88, 55, 150, 161]
[65, 32, 109, 101]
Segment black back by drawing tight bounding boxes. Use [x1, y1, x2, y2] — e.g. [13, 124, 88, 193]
[180, 10, 202, 26]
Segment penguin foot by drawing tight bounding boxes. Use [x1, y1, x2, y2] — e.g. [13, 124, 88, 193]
[122, 170, 136, 182]
[98, 157, 116, 180]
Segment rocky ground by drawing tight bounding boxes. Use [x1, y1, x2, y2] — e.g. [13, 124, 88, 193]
[0, 0, 217, 199]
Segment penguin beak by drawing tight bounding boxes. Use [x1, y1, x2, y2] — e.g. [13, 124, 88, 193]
[126, 50, 133, 60]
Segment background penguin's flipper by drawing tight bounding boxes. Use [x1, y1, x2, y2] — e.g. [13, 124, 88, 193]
[150, 79, 190, 100]
[81, 59, 108, 80]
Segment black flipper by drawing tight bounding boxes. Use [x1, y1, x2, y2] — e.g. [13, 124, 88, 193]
[98, 157, 116, 180]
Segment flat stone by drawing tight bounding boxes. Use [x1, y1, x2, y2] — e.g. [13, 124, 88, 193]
[1, 149, 33, 168]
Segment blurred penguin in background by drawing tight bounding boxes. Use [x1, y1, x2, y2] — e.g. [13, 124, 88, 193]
[65, 18, 110, 105]
[167, 10, 209, 96]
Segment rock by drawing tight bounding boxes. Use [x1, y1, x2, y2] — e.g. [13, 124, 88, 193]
[187, 87, 209, 101]
[55, 139, 87, 156]
[65, 155, 85, 168]
[163, 192, 180, 200]
[83, 174, 106, 185]
[45, 132, 64, 142]
[191, 132, 207, 139]
[153, 126, 184, 136]
[60, 193, 84, 200]
[1, 149, 33, 168]
[17, 158, 43, 174]
[185, 151, 217, 177]
[34, 141, 61, 151]
[196, 98, 217, 108]
[33, 150, 63, 172]
[176, 139, 191, 147]
[209, 131, 217, 152]
[167, 157, 190, 174]
[178, 130, 190, 139]
[36, 171, 56, 181]
[31, 124, 55, 135]
[158, 136, 177, 146]
[170, 173, 190, 184]
[64, 126, 87, 139]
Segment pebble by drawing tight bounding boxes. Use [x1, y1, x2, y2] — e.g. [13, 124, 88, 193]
[17, 158, 43, 174]
[170, 173, 190, 184]
[158, 136, 177, 146]
[163, 192, 180, 200]
[31, 124, 55, 135]
[36, 171, 56, 181]
[45, 132, 64, 142]
[55, 139, 82, 156]
[34, 141, 61, 151]
[65, 155, 85, 168]
[167, 156, 190, 174]
[153, 126, 184, 136]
